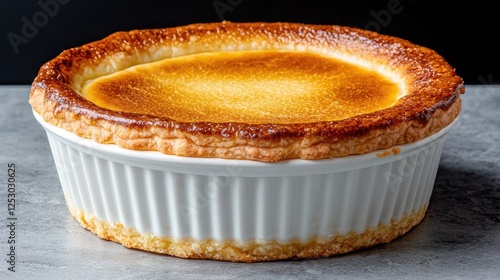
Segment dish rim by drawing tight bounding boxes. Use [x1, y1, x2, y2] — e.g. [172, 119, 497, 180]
[34, 110, 459, 177]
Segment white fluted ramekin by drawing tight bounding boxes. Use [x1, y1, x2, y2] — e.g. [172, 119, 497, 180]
[34, 110, 457, 262]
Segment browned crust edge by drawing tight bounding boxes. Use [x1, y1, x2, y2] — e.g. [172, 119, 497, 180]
[29, 22, 465, 162]
[67, 203, 428, 262]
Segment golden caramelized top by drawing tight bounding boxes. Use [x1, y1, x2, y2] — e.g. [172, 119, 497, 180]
[30, 22, 465, 162]
[82, 50, 401, 124]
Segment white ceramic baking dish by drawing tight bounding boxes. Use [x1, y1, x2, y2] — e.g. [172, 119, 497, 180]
[34, 110, 458, 262]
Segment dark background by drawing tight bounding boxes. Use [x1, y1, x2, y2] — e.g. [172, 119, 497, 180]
[1, 0, 498, 85]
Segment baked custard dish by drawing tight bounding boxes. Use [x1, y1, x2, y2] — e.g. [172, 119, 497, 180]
[30, 22, 465, 262]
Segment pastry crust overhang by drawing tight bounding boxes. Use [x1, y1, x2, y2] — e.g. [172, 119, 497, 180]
[29, 22, 465, 162]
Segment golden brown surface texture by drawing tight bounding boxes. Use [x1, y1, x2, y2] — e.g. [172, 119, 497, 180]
[82, 50, 400, 124]
[29, 21, 465, 162]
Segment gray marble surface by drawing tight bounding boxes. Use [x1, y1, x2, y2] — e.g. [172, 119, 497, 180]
[0, 85, 499, 280]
